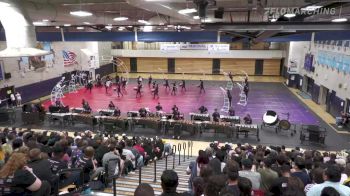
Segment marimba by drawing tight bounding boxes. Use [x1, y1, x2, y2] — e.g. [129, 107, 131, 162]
[97, 109, 114, 116]
[189, 112, 210, 121]
[234, 124, 260, 141]
[220, 115, 240, 124]
[47, 112, 72, 126]
[71, 113, 96, 129]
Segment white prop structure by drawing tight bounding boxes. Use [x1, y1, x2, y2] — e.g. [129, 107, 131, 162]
[236, 70, 249, 106]
[101, 56, 129, 84]
[68, 74, 77, 93]
[222, 71, 233, 90]
[50, 77, 66, 105]
[220, 87, 230, 112]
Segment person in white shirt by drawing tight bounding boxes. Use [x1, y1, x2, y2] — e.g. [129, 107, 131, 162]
[10, 93, 15, 107]
[16, 92, 22, 106]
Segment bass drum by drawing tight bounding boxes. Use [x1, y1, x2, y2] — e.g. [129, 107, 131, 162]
[279, 120, 291, 130]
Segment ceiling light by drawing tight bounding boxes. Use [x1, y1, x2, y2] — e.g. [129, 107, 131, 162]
[0, 2, 10, 8]
[181, 26, 191, 30]
[128, 25, 133, 28]
[284, 13, 296, 18]
[113, 17, 128, 21]
[77, 26, 84, 30]
[105, 25, 113, 30]
[159, 22, 164, 25]
[164, 27, 168, 30]
[332, 18, 348, 22]
[42, 19, 49, 22]
[301, 5, 322, 11]
[203, 18, 213, 22]
[83, 22, 91, 25]
[33, 21, 44, 26]
[167, 24, 174, 28]
[70, 10, 93, 17]
[178, 8, 197, 14]
[138, 20, 151, 25]
[270, 18, 277, 22]
[55, 26, 60, 29]
[193, 16, 200, 20]
[143, 26, 153, 32]
[64, 24, 71, 27]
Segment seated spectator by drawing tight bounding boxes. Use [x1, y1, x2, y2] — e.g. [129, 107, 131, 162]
[239, 158, 261, 190]
[336, 111, 349, 127]
[258, 157, 278, 192]
[74, 146, 102, 183]
[307, 165, 350, 196]
[291, 157, 311, 187]
[221, 162, 240, 195]
[205, 174, 227, 196]
[305, 168, 325, 193]
[0, 152, 51, 196]
[238, 177, 253, 196]
[135, 183, 155, 196]
[27, 148, 54, 186]
[269, 164, 292, 196]
[161, 170, 180, 196]
[190, 177, 205, 196]
[321, 187, 341, 196]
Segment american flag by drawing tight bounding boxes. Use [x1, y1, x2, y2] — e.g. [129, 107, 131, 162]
[62, 50, 77, 66]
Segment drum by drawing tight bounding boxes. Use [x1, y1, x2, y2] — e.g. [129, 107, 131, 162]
[279, 120, 291, 130]
[263, 110, 279, 126]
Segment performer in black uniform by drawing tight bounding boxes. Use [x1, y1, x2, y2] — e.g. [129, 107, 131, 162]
[113, 107, 121, 117]
[180, 80, 186, 91]
[164, 79, 170, 90]
[137, 76, 142, 84]
[173, 109, 181, 120]
[212, 109, 220, 122]
[121, 77, 127, 92]
[86, 80, 93, 93]
[198, 80, 205, 94]
[172, 105, 179, 113]
[243, 114, 252, 124]
[148, 75, 152, 87]
[155, 102, 162, 111]
[153, 84, 159, 99]
[139, 107, 147, 117]
[171, 82, 177, 95]
[115, 82, 123, 97]
[152, 81, 156, 89]
[244, 83, 249, 99]
[96, 75, 102, 87]
[228, 106, 235, 116]
[115, 75, 120, 84]
[108, 101, 115, 110]
[227, 89, 232, 106]
[136, 83, 142, 98]
[82, 100, 92, 113]
[198, 105, 208, 114]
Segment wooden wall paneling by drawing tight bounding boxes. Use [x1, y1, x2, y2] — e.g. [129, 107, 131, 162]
[137, 57, 167, 73]
[263, 59, 281, 75]
[175, 58, 212, 74]
[220, 59, 255, 75]
[117, 57, 130, 72]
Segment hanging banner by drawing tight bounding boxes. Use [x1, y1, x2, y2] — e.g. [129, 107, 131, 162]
[160, 44, 180, 52]
[208, 44, 230, 53]
[180, 44, 208, 50]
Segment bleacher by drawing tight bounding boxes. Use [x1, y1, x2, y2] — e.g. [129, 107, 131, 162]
[101, 155, 196, 195]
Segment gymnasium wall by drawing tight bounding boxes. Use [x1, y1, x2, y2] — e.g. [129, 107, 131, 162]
[116, 57, 281, 76]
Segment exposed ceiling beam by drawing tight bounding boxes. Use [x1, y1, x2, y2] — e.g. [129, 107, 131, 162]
[253, 30, 280, 42]
[203, 22, 350, 31]
[222, 31, 255, 39]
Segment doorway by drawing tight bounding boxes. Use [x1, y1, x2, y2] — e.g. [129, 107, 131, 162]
[319, 85, 329, 111]
[346, 98, 350, 114]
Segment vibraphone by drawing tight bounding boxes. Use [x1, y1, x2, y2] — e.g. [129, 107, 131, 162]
[234, 124, 260, 141]
[220, 115, 240, 124]
[71, 113, 97, 130]
[97, 109, 115, 116]
[96, 116, 128, 133]
[127, 111, 140, 117]
[71, 107, 85, 114]
[189, 112, 210, 121]
[47, 112, 72, 126]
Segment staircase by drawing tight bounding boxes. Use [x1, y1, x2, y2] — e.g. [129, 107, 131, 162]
[100, 154, 197, 196]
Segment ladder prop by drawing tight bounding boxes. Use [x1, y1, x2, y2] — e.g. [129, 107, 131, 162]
[220, 87, 230, 112]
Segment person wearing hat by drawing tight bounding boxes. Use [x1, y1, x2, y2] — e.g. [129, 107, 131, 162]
[239, 158, 261, 190]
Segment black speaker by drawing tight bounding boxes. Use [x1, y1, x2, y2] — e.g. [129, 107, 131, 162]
[4, 73, 11, 79]
[214, 7, 224, 19]
[194, 0, 209, 18]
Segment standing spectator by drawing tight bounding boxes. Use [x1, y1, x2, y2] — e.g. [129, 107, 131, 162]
[135, 183, 155, 196]
[187, 152, 209, 189]
[239, 158, 261, 190]
[307, 165, 350, 196]
[15, 92, 22, 106]
[305, 168, 325, 194]
[269, 164, 292, 196]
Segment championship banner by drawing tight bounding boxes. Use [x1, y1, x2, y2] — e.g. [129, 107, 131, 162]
[180, 44, 207, 50]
